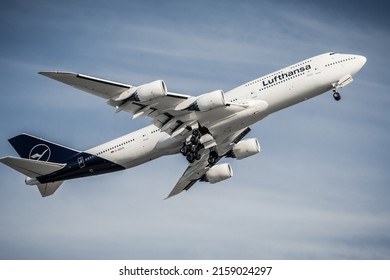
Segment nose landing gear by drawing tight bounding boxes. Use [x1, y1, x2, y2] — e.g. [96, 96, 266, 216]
[333, 90, 341, 101]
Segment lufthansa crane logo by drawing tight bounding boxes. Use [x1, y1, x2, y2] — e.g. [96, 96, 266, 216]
[29, 144, 51, 162]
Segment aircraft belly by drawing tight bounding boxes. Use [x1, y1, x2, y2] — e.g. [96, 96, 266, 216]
[264, 74, 333, 113]
[113, 133, 179, 169]
[209, 101, 269, 136]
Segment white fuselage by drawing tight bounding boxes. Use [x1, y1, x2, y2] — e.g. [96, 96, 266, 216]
[87, 52, 366, 169]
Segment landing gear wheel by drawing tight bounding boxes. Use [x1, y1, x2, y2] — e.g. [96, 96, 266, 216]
[208, 150, 218, 165]
[194, 152, 201, 160]
[180, 144, 192, 156]
[192, 129, 201, 138]
[180, 145, 188, 156]
[208, 157, 216, 165]
[190, 145, 198, 153]
[333, 91, 341, 101]
[186, 153, 195, 163]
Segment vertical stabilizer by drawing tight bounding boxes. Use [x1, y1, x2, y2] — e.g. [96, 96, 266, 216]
[8, 133, 80, 163]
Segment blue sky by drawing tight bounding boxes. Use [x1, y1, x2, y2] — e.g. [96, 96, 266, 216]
[0, 0, 389, 259]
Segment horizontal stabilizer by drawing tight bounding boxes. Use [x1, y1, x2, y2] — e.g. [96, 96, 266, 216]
[0, 157, 66, 197]
[37, 181, 64, 197]
[0, 156, 65, 178]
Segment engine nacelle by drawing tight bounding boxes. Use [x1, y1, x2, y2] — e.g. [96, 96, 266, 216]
[188, 90, 226, 111]
[203, 163, 233, 184]
[25, 177, 39, 186]
[133, 80, 167, 102]
[231, 138, 260, 160]
[113, 80, 167, 103]
[113, 80, 167, 105]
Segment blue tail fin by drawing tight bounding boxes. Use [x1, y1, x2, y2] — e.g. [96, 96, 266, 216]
[8, 133, 80, 163]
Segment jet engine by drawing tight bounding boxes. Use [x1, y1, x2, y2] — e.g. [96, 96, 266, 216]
[188, 90, 226, 111]
[230, 138, 260, 160]
[203, 163, 233, 184]
[115, 80, 167, 103]
[133, 80, 167, 102]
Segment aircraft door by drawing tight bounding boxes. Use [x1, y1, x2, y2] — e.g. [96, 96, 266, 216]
[78, 156, 85, 168]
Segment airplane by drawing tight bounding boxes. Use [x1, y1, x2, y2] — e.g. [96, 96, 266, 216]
[0, 52, 366, 198]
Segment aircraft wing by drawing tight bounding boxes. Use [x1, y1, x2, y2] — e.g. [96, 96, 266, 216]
[166, 156, 211, 199]
[40, 71, 190, 104]
[39, 72, 261, 138]
[40, 71, 199, 136]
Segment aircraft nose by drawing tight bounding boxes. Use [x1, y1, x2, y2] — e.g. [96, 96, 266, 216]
[350, 55, 366, 76]
[357, 55, 367, 69]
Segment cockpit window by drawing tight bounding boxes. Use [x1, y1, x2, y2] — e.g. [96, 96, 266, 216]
[329, 52, 337, 55]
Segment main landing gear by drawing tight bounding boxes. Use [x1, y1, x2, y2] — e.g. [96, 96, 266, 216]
[180, 129, 203, 164]
[333, 90, 341, 101]
[208, 149, 218, 165]
[180, 128, 218, 165]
